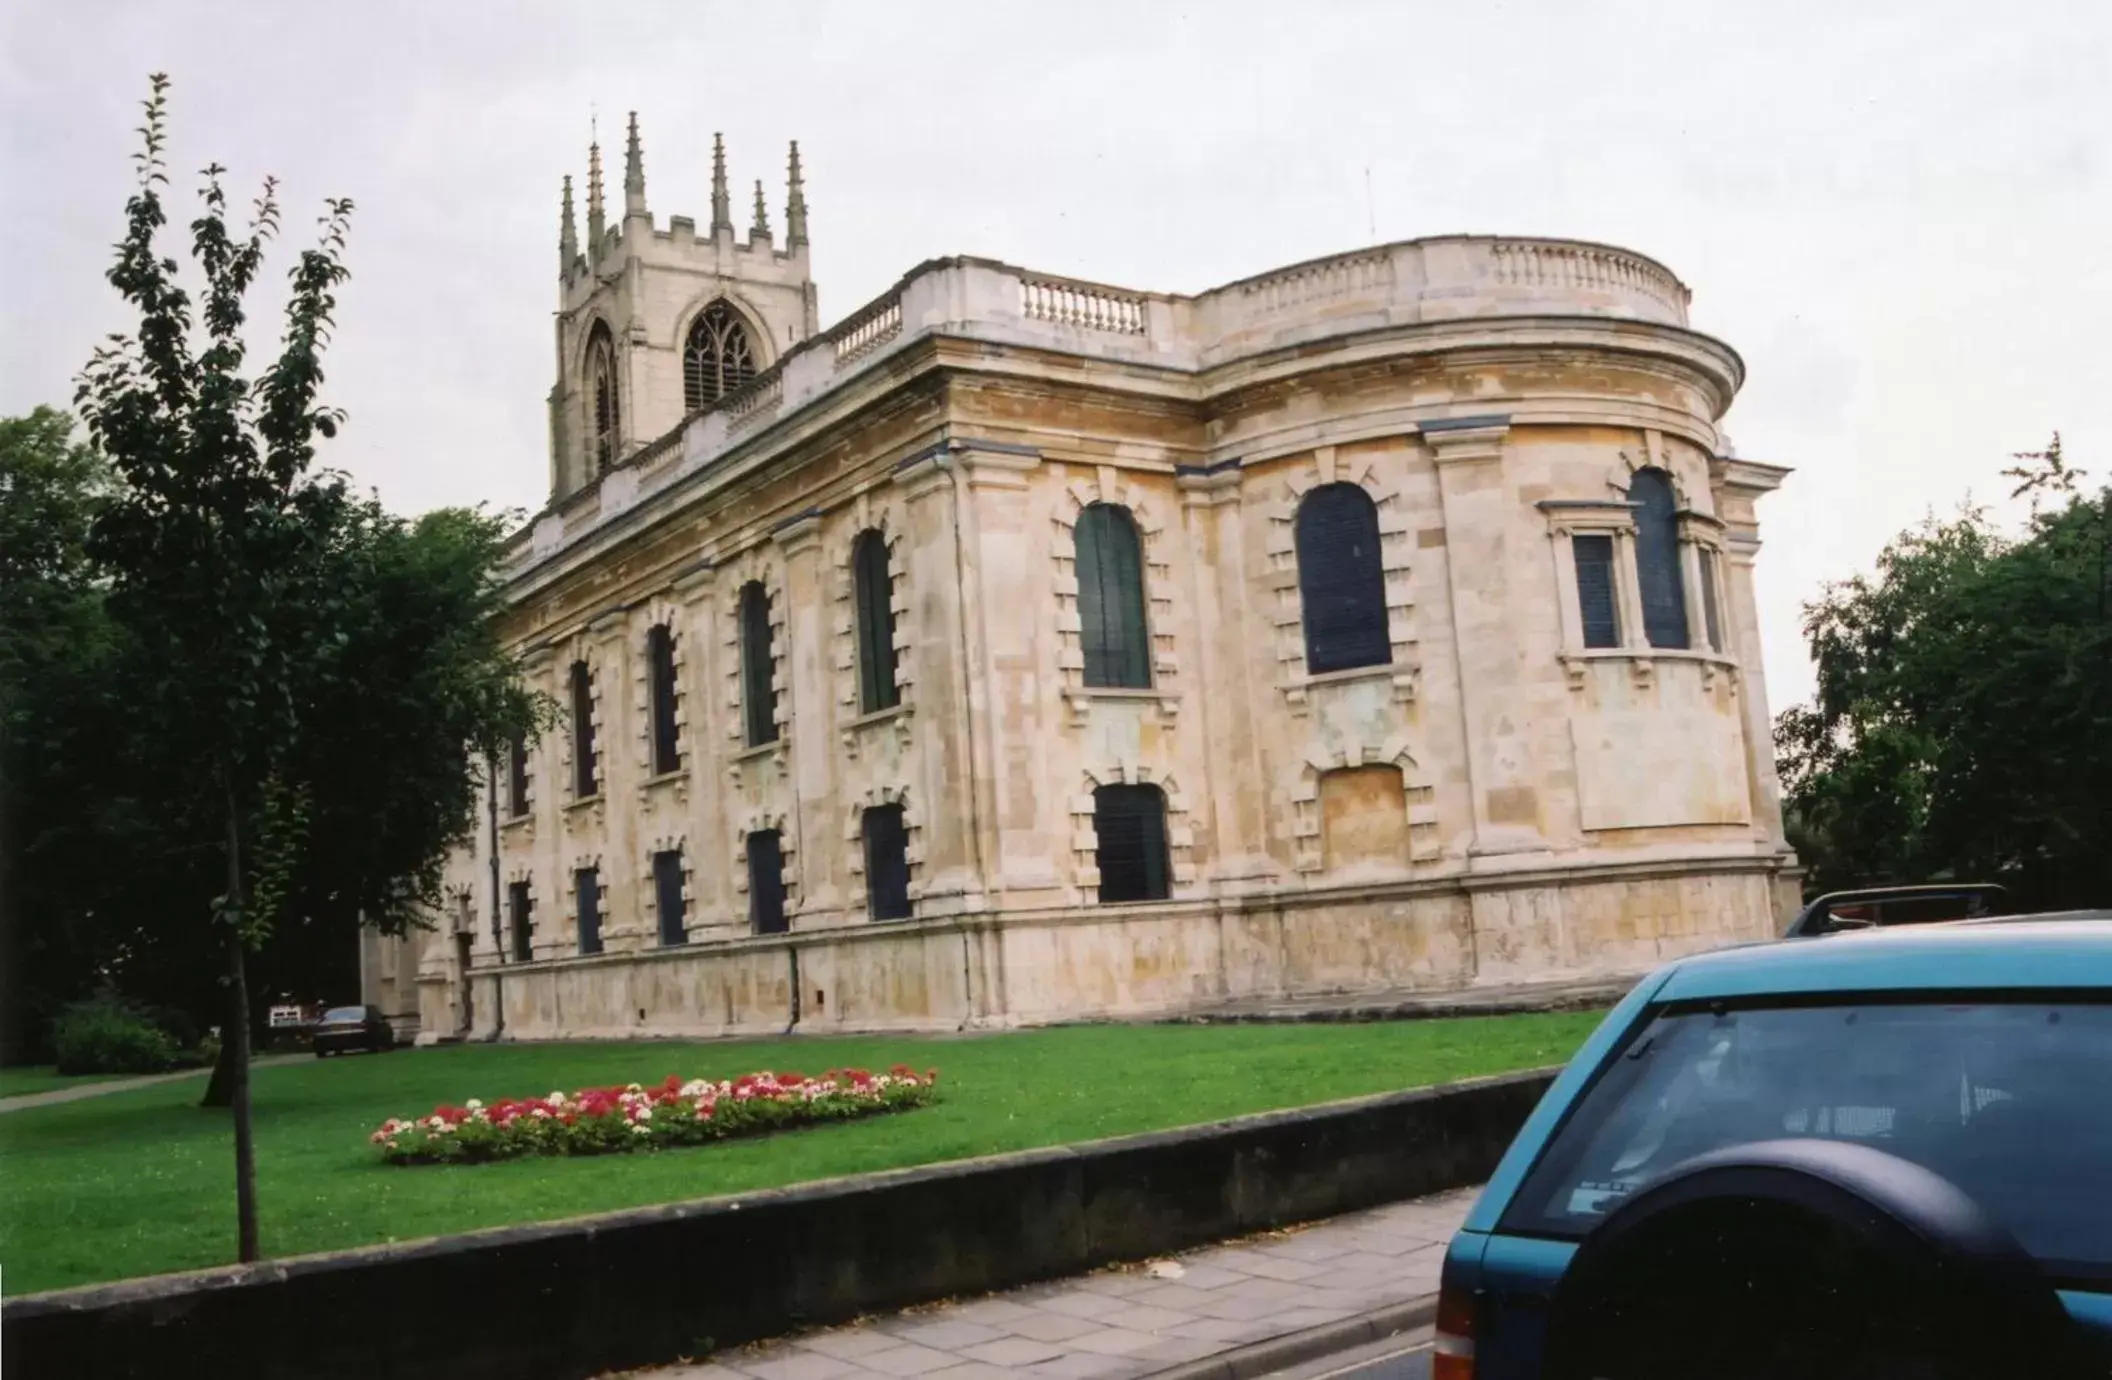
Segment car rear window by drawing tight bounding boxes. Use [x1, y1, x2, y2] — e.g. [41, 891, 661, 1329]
[323, 1007, 366, 1022]
[1500, 999, 2112, 1279]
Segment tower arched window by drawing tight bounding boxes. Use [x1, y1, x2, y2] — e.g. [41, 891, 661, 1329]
[852, 529, 899, 713]
[1295, 483, 1390, 674]
[684, 299, 760, 411]
[1630, 467, 1689, 650]
[585, 321, 620, 475]
[1074, 503, 1151, 689]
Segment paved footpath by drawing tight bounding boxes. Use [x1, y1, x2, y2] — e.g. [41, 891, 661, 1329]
[614, 1186, 1479, 1380]
[0, 1054, 308, 1114]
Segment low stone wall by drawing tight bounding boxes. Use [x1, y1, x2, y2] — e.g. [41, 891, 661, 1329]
[1, 1068, 1556, 1380]
[465, 859, 1781, 1041]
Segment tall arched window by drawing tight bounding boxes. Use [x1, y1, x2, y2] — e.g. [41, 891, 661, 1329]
[684, 299, 760, 411]
[1295, 483, 1390, 674]
[584, 321, 621, 475]
[1075, 503, 1151, 689]
[1630, 467, 1689, 649]
[739, 581, 778, 747]
[852, 529, 899, 713]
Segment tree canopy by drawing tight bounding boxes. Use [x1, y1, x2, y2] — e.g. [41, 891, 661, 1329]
[1776, 436, 2112, 909]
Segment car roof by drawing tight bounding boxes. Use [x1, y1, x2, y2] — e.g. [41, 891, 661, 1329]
[1655, 916, 2112, 1001]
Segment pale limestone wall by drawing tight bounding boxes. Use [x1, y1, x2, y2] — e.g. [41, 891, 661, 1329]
[388, 234, 1801, 1045]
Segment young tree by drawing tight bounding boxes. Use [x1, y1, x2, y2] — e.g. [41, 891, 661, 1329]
[75, 73, 355, 1261]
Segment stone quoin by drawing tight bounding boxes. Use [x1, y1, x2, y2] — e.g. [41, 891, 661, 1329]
[360, 114, 1799, 1041]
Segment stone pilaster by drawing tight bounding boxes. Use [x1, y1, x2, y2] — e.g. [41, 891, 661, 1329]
[586, 606, 635, 945]
[892, 450, 989, 913]
[1428, 417, 1553, 863]
[772, 510, 835, 917]
[672, 561, 731, 931]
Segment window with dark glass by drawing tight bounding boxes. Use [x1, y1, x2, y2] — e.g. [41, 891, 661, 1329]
[1630, 468, 1689, 650]
[1572, 535, 1620, 649]
[852, 529, 900, 714]
[1700, 549, 1724, 653]
[739, 581, 778, 747]
[653, 848, 687, 946]
[508, 881, 533, 961]
[1075, 503, 1151, 689]
[506, 733, 529, 817]
[575, 866, 602, 955]
[683, 300, 759, 411]
[748, 829, 787, 934]
[569, 660, 597, 798]
[1093, 784, 1170, 903]
[647, 624, 681, 775]
[863, 804, 912, 921]
[1295, 483, 1390, 674]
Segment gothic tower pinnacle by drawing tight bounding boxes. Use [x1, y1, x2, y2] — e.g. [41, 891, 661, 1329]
[559, 174, 578, 278]
[710, 133, 732, 237]
[786, 140, 808, 250]
[586, 134, 606, 251]
[751, 179, 772, 241]
[623, 111, 647, 219]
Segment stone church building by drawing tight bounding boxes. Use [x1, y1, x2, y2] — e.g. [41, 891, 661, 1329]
[361, 114, 1800, 1042]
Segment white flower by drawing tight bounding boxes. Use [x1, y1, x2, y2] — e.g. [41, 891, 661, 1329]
[547, 1091, 566, 1105]
[465, 1098, 483, 1111]
[679, 1079, 711, 1098]
[630, 1123, 650, 1135]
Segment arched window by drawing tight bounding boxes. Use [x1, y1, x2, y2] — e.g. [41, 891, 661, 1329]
[1093, 784, 1169, 903]
[684, 299, 760, 411]
[1295, 483, 1390, 674]
[1630, 467, 1689, 649]
[585, 321, 620, 475]
[1074, 503, 1151, 689]
[739, 581, 778, 747]
[852, 529, 899, 713]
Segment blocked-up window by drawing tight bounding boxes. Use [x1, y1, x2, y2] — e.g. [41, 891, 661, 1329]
[1296, 483, 1390, 674]
[1631, 468, 1689, 650]
[1093, 784, 1170, 903]
[1075, 503, 1151, 689]
[508, 881, 533, 961]
[569, 660, 597, 798]
[1320, 765, 1409, 870]
[739, 582, 778, 747]
[748, 830, 787, 934]
[575, 867, 602, 956]
[653, 848, 686, 946]
[1572, 534, 1620, 649]
[648, 624, 681, 775]
[863, 804, 912, 921]
[853, 529, 900, 713]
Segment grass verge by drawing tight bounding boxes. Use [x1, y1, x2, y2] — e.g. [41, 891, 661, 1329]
[0, 1013, 1598, 1294]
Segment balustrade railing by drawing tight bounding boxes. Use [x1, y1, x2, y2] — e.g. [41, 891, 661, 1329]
[1019, 276, 1148, 335]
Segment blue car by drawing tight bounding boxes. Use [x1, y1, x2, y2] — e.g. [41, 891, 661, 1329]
[1436, 917, 2112, 1379]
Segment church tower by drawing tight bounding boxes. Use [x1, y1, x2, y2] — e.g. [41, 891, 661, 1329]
[549, 114, 820, 499]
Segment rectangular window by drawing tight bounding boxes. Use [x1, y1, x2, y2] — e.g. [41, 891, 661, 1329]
[863, 804, 912, 921]
[648, 625, 681, 775]
[653, 848, 687, 946]
[747, 830, 787, 935]
[1572, 535, 1619, 650]
[508, 881, 533, 961]
[507, 734, 529, 818]
[575, 867, 602, 955]
[1700, 549, 1725, 653]
[1093, 785, 1170, 903]
[570, 661, 597, 798]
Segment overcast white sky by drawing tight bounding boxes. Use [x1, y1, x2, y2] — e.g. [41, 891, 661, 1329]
[6, 0, 2110, 709]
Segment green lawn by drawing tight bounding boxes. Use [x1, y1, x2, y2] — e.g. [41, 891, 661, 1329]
[0, 1013, 1599, 1295]
[0, 1066, 136, 1100]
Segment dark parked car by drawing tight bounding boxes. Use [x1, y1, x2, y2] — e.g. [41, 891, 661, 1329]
[311, 1005, 396, 1057]
[1783, 883, 2008, 938]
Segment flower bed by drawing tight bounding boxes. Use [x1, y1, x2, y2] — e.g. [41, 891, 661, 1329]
[369, 1067, 939, 1165]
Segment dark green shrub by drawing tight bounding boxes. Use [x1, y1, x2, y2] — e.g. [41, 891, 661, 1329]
[51, 996, 182, 1076]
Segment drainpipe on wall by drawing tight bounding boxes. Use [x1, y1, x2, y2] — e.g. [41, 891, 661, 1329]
[486, 752, 506, 1042]
[785, 944, 801, 1036]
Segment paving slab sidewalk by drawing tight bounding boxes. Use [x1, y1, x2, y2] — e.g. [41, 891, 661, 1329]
[614, 1186, 1480, 1380]
[0, 1053, 309, 1114]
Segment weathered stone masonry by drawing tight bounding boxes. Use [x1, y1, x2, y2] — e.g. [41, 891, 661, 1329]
[368, 117, 1800, 1042]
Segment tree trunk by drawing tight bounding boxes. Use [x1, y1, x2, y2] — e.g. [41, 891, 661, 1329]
[200, 1001, 240, 1107]
[224, 796, 260, 1263]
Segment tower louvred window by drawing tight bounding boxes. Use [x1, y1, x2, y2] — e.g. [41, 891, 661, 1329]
[685, 300, 760, 411]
